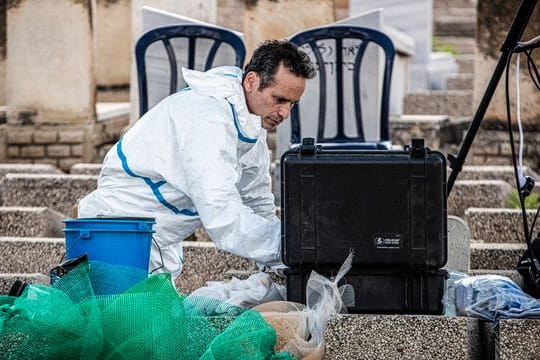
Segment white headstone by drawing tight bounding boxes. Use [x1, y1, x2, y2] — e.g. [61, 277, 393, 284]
[129, 3, 242, 120]
[350, 0, 432, 90]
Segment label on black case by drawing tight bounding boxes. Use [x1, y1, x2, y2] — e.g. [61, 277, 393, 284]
[372, 233, 402, 249]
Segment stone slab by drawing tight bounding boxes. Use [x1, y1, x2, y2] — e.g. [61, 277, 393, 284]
[446, 215, 471, 272]
[404, 90, 473, 117]
[434, 15, 476, 37]
[465, 208, 537, 243]
[0, 173, 98, 216]
[496, 319, 540, 359]
[69, 163, 103, 175]
[457, 165, 539, 184]
[470, 242, 526, 270]
[324, 314, 480, 359]
[448, 180, 513, 217]
[0, 163, 62, 178]
[0, 206, 63, 237]
[391, 114, 450, 148]
[176, 242, 257, 294]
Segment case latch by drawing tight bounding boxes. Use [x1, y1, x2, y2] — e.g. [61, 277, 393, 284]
[410, 138, 426, 157]
[300, 137, 316, 156]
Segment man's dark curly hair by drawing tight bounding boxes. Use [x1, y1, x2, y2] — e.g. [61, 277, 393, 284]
[243, 40, 315, 89]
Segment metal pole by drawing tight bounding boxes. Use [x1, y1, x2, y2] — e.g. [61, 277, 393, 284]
[447, 0, 538, 195]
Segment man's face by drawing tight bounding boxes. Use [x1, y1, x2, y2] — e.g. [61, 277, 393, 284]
[243, 64, 306, 131]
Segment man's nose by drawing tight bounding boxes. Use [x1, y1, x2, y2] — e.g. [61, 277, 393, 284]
[278, 104, 292, 119]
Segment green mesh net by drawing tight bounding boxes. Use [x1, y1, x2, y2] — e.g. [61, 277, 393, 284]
[0, 261, 293, 360]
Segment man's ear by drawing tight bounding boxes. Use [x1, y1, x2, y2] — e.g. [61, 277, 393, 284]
[243, 71, 259, 92]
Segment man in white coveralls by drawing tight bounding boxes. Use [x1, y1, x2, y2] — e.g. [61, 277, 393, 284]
[78, 40, 315, 279]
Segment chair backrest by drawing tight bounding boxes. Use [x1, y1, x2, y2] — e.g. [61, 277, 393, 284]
[288, 25, 395, 147]
[135, 24, 246, 117]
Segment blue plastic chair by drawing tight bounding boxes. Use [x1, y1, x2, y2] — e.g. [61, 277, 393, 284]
[288, 25, 395, 149]
[135, 24, 246, 117]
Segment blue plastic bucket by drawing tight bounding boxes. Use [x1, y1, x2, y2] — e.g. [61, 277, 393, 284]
[63, 217, 155, 272]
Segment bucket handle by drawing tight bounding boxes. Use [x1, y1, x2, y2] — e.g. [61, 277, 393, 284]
[60, 232, 165, 274]
[149, 236, 165, 274]
[60, 231, 91, 262]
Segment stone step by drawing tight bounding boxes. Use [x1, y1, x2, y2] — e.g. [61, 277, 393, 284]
[0, 273, 50, 294]
[457, 165, 539, 184]
[0, 163, 63, 178]
[434, 15, 476, 37]
[447, 73, 473, 90]
[433, 0, 477, 10]
[470, 242, 525, 270]
[434, 6, 477, 18]
[435, 36, 476, 55]
[404, 90, 473, 117]
[455, 54, 475, 74]
[325, 315, 480, 359]
[326, 314, 540, 360]
[0, 173, 97, 216]
[0, 206, 64, 237]
[0, 237, 255, 295]
[448, 180, 513, 217]
[465, 208, 537, 243]
[69, 163, 103, 175]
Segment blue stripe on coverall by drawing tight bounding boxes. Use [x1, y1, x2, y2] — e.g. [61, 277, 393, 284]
[116, 138, 198, 216]
[227, 101, 257, 144]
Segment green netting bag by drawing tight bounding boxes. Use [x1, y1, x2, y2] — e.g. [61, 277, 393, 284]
[0, 261, 293, 360]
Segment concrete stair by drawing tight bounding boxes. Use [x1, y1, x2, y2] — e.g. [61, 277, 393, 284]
[0, 173, 97, 216]
[465, 208, 538, 243]
[434, 14, 476, 38]
[0, 236, 255, 295]
[0, 206, 63, 237]
[448, 180, 513, 217]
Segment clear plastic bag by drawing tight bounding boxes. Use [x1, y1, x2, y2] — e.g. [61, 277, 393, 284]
[454, 274, 540, 321]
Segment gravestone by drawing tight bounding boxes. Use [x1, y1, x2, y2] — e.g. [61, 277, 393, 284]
[475, 0, 540, 128]
[129, 0, 219, 121]
[243, 0, 335, 60]
[137, 6, 243, 115]
[6, 0, 95, 125]
[350, 0, 433, 91]
[95, 0, 132, 101]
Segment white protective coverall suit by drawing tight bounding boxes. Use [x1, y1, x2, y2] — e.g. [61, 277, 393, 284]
[78, 66, 281, 279]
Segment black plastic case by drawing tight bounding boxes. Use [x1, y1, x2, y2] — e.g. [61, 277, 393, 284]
[280, 138, 447, 269]
[285, 268, 448, 315]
